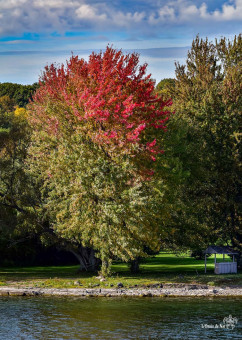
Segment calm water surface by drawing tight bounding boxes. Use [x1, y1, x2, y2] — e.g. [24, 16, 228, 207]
[0, 296, 241, 339]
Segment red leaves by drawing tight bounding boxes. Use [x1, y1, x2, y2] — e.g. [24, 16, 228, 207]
[30, 46, 171, 168]
[146, 139, 157, 148]
[104, 130, 118, 139]
[127, 123, 146, 142]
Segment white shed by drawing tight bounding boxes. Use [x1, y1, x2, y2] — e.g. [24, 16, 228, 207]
[203, 245, 238, 274]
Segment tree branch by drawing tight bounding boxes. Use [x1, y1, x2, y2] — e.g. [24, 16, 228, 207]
[0, 193, 26, 213]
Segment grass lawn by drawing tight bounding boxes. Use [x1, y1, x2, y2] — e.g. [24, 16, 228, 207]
[0, 252, 241, 289]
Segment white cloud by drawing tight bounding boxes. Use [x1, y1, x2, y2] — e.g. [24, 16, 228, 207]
[76, 4, 107, 21]
[213, 0, 242, 20]
[159, 6, 176, 20]
[148, 5, 175, 24]
[199, 3, 208, 19]
[179, 4, 200, 20]
[33, 0, 78, 8]
[0, 0, 241, 37]
[111, 10, 146, 27]
[0, 0, 28, 10]
[176, 0, 242, 22]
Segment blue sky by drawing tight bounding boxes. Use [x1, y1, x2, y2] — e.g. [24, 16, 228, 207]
[0, 0, 241, 84]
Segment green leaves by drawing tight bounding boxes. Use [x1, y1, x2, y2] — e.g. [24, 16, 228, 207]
[28, 117, 163, 275]
[169, 34, 242, 252]
[26, 47, 172, 275]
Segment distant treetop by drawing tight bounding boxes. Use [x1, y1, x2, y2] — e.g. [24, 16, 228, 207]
[0, 82, 39, 108]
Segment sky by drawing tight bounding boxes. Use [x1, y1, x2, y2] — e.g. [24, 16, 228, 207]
[0, 0, 241, 85]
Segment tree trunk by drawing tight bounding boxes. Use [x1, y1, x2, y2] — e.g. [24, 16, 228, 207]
[99, 250, 112, 277]
[68, 245, 101, 272]
[130, 258, 140, 273]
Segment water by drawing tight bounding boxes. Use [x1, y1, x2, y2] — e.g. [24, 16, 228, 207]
[0, 296, 241, 339]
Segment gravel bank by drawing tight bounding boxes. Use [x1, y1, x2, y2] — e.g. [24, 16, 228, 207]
[0, 284, 241, 297]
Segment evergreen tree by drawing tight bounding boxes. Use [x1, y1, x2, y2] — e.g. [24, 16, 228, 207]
[168, 35, 241, 253]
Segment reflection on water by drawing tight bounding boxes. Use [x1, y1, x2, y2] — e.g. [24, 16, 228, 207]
[0, 296, 241, 339]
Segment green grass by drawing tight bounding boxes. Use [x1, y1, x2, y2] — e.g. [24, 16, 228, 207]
[0, 252, 241, 289]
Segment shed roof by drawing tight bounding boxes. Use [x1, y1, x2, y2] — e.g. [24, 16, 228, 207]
[204, 245, 238, 255]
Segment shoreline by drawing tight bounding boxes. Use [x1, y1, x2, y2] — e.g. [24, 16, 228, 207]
[0, 285, 242, 297]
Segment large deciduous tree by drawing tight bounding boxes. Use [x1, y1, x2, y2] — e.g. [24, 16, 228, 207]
[28, 47, 171, 276]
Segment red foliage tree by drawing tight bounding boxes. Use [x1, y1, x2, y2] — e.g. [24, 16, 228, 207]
[30, 46, 171, 165]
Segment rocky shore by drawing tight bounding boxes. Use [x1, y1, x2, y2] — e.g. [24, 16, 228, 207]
[0, 284, 241, 297]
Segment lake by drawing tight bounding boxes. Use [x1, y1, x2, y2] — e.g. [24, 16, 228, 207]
[0, 296, 241, 339]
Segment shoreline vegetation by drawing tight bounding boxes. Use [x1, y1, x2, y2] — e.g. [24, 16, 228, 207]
[0, 253, 241, 296]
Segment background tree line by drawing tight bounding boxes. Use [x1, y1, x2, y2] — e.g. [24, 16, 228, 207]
[0, 34, 241, 274]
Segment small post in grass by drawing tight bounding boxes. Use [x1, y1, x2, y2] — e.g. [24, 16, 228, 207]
[205, 254, 207, 274]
